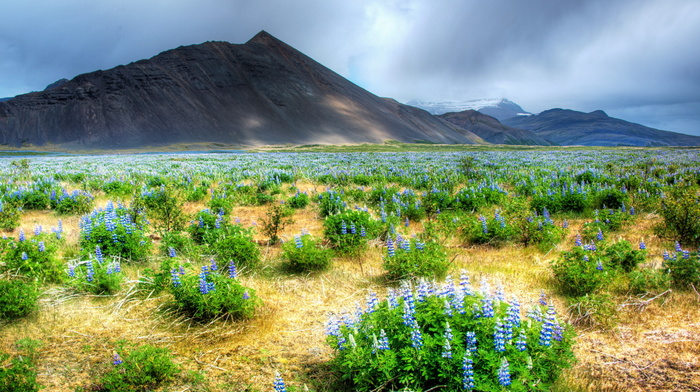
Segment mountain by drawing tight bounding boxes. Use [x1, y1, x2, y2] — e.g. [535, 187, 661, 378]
[502, 108, 700, 147]
[408, 99, 532, 121]
[0, 98, 10, 102]
[438, 110, 553, 146]
[0, 31, 483, 148]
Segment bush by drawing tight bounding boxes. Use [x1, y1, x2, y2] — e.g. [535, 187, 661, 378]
[158, 231, 199, 259]
[1, 232, 64, 283]
[382, 237, 450, 280]
[207, 190, 235, 215]
[210, 225, 261, 270]
[463, 211, 517, 246]
[67, 247, 125, 295]
[79, 202, 151, 262]
[593, 188, 629, 210]
[260, 203, 293, 244]
[326, 277, 575, 391]
[550, 245, 613, 297]
[0, 200, 21, 231]
[514, 213, 565, 251]
[0, 341, 42, 392]
[286, 191, 310, 209]
[281, 234, 333, 273]
[628, 269, 671, 295]
[132, 187, 187, 233]
[602, 240, 645, 272]
[656, 185, 700, 247]
[187, 209, 228, 245]
[0, 279, 38, 320]
[98, 344, 179, 392]
[170, 260, 261, 321]
[318, 190, 347, 217]
[50, 189, 94, 215]
[567, 293, 619, 329]
[663, 246, 700, 289]
[323, 210, 378, 254]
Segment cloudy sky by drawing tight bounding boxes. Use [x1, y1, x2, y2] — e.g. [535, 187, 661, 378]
[1, 0, 699, 135]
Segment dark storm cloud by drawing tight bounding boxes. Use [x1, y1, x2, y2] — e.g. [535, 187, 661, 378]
[1, 0, 699, 134]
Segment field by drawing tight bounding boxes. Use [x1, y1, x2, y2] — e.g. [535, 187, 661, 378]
[1, 149, 699, 391]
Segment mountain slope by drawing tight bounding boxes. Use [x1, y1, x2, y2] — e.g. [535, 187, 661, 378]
[408, 99, 532, 121]
[438, 110, 553, 145]
[503, 109, 700, 147]
[0, 31, 483, 148]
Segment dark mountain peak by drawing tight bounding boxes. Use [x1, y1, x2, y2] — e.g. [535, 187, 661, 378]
[590, 110, 608, 117]
[438, 110, 553, 146]
[247, 30, 286, 47]
[45, 78, 69, 90]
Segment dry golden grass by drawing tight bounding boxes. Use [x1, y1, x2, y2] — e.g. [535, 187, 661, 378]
[2, 203, 699, 391]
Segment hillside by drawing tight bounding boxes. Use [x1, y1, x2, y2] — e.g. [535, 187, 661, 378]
[0, 31, 483, 148]
[438, 110, 553, 145]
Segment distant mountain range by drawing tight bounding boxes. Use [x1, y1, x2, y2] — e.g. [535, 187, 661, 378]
[0, 31, 698, 149]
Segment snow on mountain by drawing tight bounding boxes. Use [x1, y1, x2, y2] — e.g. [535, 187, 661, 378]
[406, 98, 532, 121]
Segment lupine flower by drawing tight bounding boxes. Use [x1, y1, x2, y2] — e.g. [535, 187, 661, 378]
[493, 319, 506, 352]
[377, 329, 390, 350]
[465, 331, 477, 353]
[340, 220, 347, 235]
[21, 251, 28, 260]
[350, 222, 357, 234]
[675, 241, 682, 252]
[360, 225, 366, 237]
[19, 229, 25, 242]
[68, 263, 76, 278]
[86, 260, 95, 282]
[228, 260, 238, 278]
[639, 240, 646, 250]
[480, 297, 495, 318]
[294, 235, 303, 249]
[539, 306, 557, 346]
[210, 258, 218, 271]
[34, 225, 42, 235]
[95, 245, 104, 264]
[596, 229, 604, 241]
[365, 291, 379, 313]
[199, 266, 211, 294]
[386, 237, 395, 257]
[415, 241, 425, 251]
[462, 351, 475, 391]
[515, 330, 527, 351]
[409, 318, 423, 349]
[171, 268, 182, 287]
[574, 234, 582, 247]
[441, 322, 453, 358]
[562, 219, 569, 228]
[112, 353, 123, 366]
[242, 291, 250, 300]
[168, 247, 177, 258]
[596, 260, 604, 271]
[273, 372, 287, 392]
[498, 358, 511, 387]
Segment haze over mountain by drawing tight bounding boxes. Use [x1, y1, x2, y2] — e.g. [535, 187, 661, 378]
[438, 110, 552, 146]
[503, 108, 700, 147]
[408, 99, 532, 122]
[0, 31, 483, 149]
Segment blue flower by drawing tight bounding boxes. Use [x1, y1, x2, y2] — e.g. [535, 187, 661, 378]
[21, 252, 28, 260]
[171, 268, 182, 287]
[210, 258, 218, 271]
[639, 240, 646, 250]
[242, 291, 250, 300]
[340, 220, 347, 235]
[95, 245, 104, 264]
[574, 234, 582, 247]
[378, 329, 390, 350]
[498, 358, 511, 387]
[18, 229, 25, 242]
[273, 372, 287, 392]
[294, 235, 303, 249]
[493, 320, 506, 352]
[539, 306, 557, 346]
[112, 353, 123, 366]
[168, 247, 177, 258]
[386, 237, 395, 257]
[441, 322, 453, 358]
[596, 229, 604, 241]
[228, 260, 238, 279]
[515, 330, 527, 351]
[462, 351, 475, 391]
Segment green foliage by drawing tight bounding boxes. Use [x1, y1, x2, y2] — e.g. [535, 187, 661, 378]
[0, 340, 42, 392]
[79, 202, 151, 262]
[188, 209, 228, 245]
[581, 208, 635, 240]
[323, 210, 378, 254]
[318, 190, 347, 217]
[210, 225, 261, 270]
[627, 269, 671, 295]
[327, 278, 576, 391]
[207, 190, 235, 215]
[593, 188, 629, 209]
[663, 248, 700, 289]
[0, 279, 38, 320]
[158, 231, 199, 259]
[382, 237, 450, 280]
[98, 344, 179, 392]
[67, 253, 124, 295]
[260, 203, 293, 244]
[281, 234, 333, 273]
[101, 179, 136, 196]
[50, 189, 95, 215]
[463, 211, 517, 246]
[601, 240, 645, 272]
[656, 185, 700, 247]
[550, 245, 613, 297]
[286, 191, 310, 209]
[132, 187, 187, 233]
[513, 214, 565, 251]
[0, 200, 20, 231]
[2, 232, 64, 283]
[170, 262, 261, 321]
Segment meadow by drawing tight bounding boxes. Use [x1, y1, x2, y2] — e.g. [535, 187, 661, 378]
[1, 148, 699, 391]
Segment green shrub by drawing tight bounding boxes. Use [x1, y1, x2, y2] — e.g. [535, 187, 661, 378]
[0, 279, 38, 320]
[628, 269, 671, 295]
[79, 202, 151, 262]
[207, 190, 235, 215]
[327, 277, 575, 391]
[602, 240, 645, 272]
[0, 341, 42, 392]
[67, 247, 124, 295]
[382, 237, 450, 280]
[0, 200, 21, 231]
[323, 210, 378, 254]
[593, 188, 629, 210]
[158, 231, 199, 259]
[188, 209, 228, 245]
[318, 190, 347, 217]
[514, 213, 565, 251]
[550, 245, 613, 297]
[132, 187, 187, 233]
[656, 185, 700, 247]
[663, 246, 700, 289]
[170, 260, 261, 321]
[463, 211, 517, 246]
[281, 234, 333, 273]
[210, 225, 261, 270]
[98, 344, 179, 392]
[184, 184, 208, 202]
[260, 203, 293, 244]
[286, 191, 310, 209]
[101, 179, 136, 196]
[2, 232, 64, 283]
[50, 189, 95, 215]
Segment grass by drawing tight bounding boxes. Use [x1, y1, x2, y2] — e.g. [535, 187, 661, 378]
[2, 185, 699, 391]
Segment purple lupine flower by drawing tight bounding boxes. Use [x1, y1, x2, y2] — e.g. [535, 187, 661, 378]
[228, 261, 237, 279]
[498, 358, 511, 387]
[493, 319, 506, 352]
[515, 330, 527, 351]
[210, 258, 218, 272]
[95, 245, 104, 264]
[21, 252, 28, 260]
[360, 225, 366, 237]
[273, 372, 287, 392]
[639, 240, 646, 250]
[68, 263, 76, 278]
[18, 229, 25, 242]
[112, 353, 123, 366]
[168, 247, 177, 258]
[441, 322, 453, 358]
[462, 351, 475, 391]
[386, 237, 395, 257]
[34, 225, 42, 235]
[340, 220, 347, 235]
[675, 241, 682, 252]
[465, 331, 477, 353]
[199, 266, 210, 294]
[574, 234, 582, 247]
[242, 291, 250, 300]
[365, 291, 379, 313]
[377, 329, 390, 350]
[596, 229, 604, 241]
[539, 306, 557, 346]
[596, 260, 604, 271]
[171, 268, 182, 287]
[86, 260, 95, 282]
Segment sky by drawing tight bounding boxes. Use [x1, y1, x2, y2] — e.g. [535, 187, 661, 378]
[1, 0, 699, 135]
